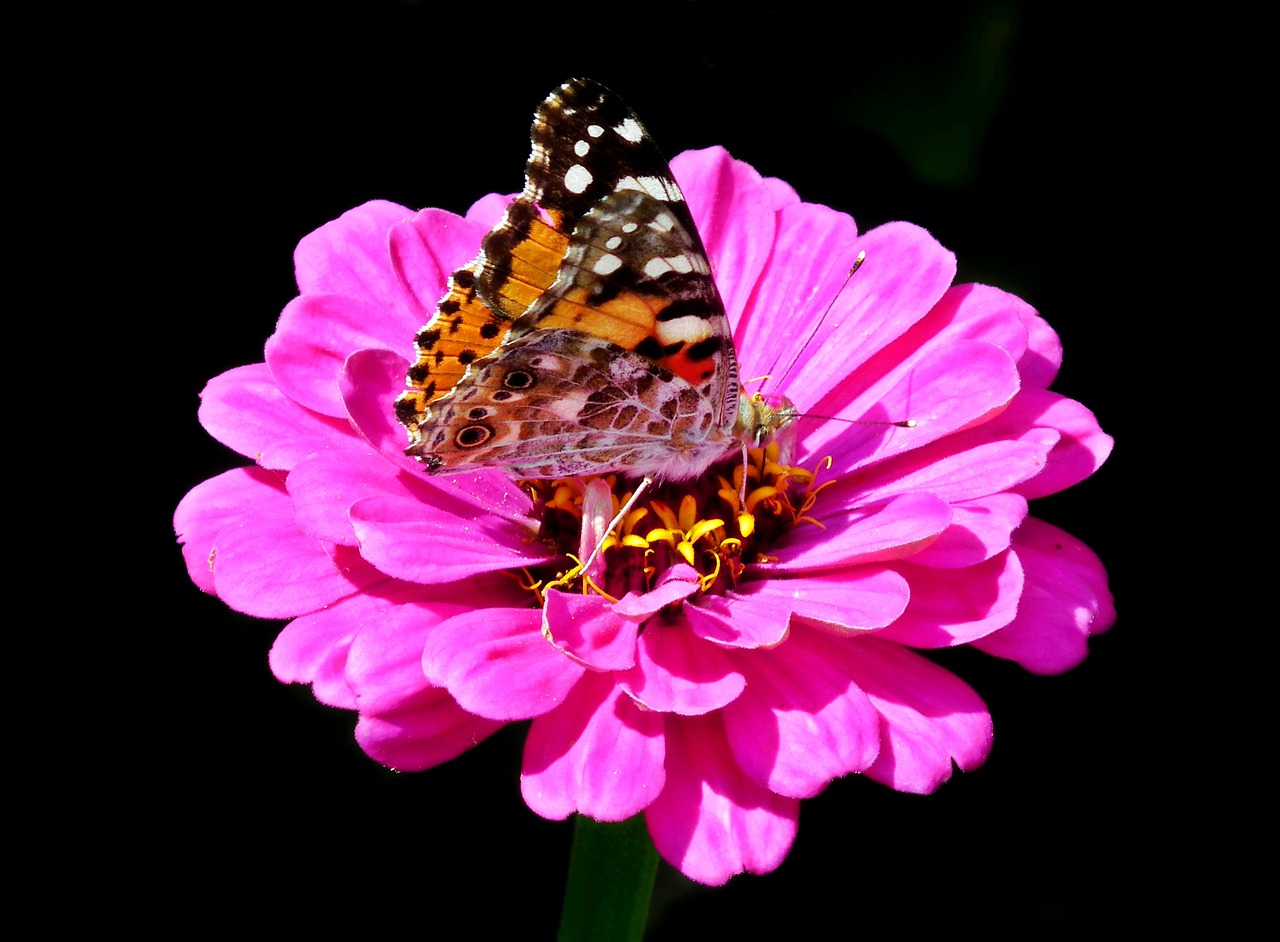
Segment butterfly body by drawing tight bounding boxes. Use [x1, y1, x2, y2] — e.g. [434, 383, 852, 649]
[396, 79, 796, 482]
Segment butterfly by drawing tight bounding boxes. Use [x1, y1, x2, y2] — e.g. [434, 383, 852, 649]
[394, 78, 796, 484]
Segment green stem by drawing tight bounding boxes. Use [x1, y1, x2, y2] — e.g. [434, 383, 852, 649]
[557, 814, 659, 942]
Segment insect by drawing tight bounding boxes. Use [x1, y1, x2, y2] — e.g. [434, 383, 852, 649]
[394, 78, 796, 484]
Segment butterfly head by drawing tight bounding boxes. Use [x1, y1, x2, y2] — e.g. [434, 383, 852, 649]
[736, 391, 798, 450]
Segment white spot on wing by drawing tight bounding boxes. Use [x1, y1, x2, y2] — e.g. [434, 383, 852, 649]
[564, 164, 593, 194]
[643, 257, 673, 278]
[605, 236, 623, 250]
[593, 254, 623, 275]
[656, 315, 712, 345]
[614, 117, 644, 143]
[616, 174, 684, 202]
[574, 139, 590, 157]
[587, 123, 605, 138]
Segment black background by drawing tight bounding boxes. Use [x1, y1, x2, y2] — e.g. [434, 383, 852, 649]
[114, 1, 1215, 936]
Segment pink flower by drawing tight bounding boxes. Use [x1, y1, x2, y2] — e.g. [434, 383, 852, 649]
[175, 147, 1114, 886]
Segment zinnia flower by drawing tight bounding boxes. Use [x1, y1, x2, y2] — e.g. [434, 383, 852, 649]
[175, 146, 1113, 886]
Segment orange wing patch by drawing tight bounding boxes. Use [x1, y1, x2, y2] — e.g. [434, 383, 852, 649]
[395, 201, 571, 434]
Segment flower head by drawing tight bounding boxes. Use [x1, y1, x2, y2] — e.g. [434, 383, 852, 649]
[175, 146, 1113, 885]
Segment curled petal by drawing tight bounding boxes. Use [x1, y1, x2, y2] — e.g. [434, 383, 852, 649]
[543, 591, 639, 671]
[972, 517, 1115, 674]
[687, 567, 909, 647]
[1007, 390, 1114, 499]
[622, 619, 745, 715]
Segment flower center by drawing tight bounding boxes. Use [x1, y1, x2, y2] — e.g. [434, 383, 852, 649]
[518, 442, 831, 606]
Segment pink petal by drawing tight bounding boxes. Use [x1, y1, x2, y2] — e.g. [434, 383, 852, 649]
[285, 445, 405, 545]
[387, 208, 488, 323]
[542, 590, 639, 671]
[972, 517, 1115, 674]
[758, 174, 801, 211]
[807, 339, 1022, 477]
[342, 347, 533, 520]
[349, 491, 554, 584]
[847, 637, 993, 794]
[292, 200, 416, 319]
[198, 363, 355, 469]
[464, 192, 511, 229]
[622, 619, 746, 715]
[421, 608, 585, 721]
[683, 588, 791, 649]
[772, 492, 952, 572]
[687, 567, 909, 646]
[646, 714, 798, 885]
[785, 221, 957, 410]
[175, 466, 281, 595]
[1015, 302, 1063, 390]
[355, 690, 504, 773]
[723, 626, 882, 798]
[341, 347, 425, 469]
[269, 599, 363, 710]
[672, 147, 775, 322]
[850, 435, 1058, 507]
[521, 672, 665, 821]
[216, 516, 385, 620]
[344, 580, 512, 769]
[265, 294, 398, 418]
[612, 564, 701, 618]
[908, 493, 1030, 568]
[922, 282, 1033, 361]
[735, 201, 860, 383]
[1007, 390, 1114, 499]
[175, 466, 384, 617]
[877, 551, 1024, 647]
[779, 566, 911, 631]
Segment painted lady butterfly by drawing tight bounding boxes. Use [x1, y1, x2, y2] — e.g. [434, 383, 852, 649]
[395, 78, 796, 483]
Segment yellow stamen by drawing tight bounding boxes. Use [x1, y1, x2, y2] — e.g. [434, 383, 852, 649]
[513, 446, 835, 614]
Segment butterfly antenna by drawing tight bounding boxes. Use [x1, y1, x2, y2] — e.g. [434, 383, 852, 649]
[770, 251, 866, 391]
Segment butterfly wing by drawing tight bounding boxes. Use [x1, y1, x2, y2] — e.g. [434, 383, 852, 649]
[398, 78, 742, 478]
